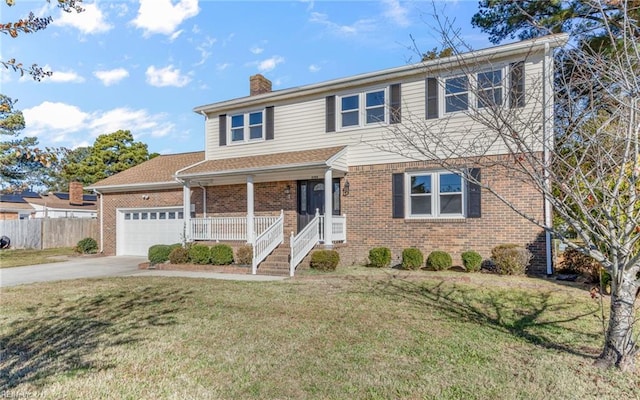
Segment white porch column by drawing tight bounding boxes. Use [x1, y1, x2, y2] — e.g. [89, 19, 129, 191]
[323, 168, 333, 247]
[247, 175, 255, 244]
[182, 181, 191, 242]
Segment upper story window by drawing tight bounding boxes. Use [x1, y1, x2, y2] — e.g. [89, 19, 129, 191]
[440, 69, 504, 114]
[229, 110, 264, 143]
[338, 88, 387, 129]
[477, 70, 503, 108]
[407, 171, 464, 218]
[444, 76, 469, 113]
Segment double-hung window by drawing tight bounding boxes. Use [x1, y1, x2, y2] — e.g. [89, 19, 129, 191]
[442, 68, 505, 114]
[229, 110, 264, 143]
[477, 69, 503, 108]
[444, 76, 469, 113]
[407, 171, 463, 217]
[339, 88, 386, 129]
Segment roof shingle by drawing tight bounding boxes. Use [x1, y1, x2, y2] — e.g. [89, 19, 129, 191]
[89, 151, 205, 188]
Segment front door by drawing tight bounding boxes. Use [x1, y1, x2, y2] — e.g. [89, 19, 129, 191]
[297, 179, 340, 231]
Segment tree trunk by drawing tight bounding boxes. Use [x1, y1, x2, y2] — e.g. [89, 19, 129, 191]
[596, 273, 639, 371]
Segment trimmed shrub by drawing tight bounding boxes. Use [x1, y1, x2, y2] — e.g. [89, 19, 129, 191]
[211, 244, 234, 265]
[75, 237, 98, 254]
[558, 248, 603, 283]
[189, 244, 211, 265]
[402, 248, 424, 270]
[235, 245, 253, 265]
[462, 250, 483, 272]
[491, 244, 532, 275]
[427, 250, 452, 271]
[368, 247, 391, 268]
[148, 244, 172, 265]
[310, 250, 340, 272]
[169, 246, 189, 264]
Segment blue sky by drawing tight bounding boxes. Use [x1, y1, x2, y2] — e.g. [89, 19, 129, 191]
[2, 0, 492, 155]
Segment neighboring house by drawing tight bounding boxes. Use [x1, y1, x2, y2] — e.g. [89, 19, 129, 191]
[0, 194, 35, 220]
[0, 182, 97, 220]
[89, 34, 568, 275]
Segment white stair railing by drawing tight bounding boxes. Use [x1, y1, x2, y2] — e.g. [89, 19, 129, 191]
[252, 210, 284, 274]
[319, 213, 347, 242]
[190, 216, 246, 241]
[290, 209, 320, 277]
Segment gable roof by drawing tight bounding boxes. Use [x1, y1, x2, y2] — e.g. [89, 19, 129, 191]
[176, 146, 347, 178]
[87, 151, 205, 191]
[194, 33, 569, 115]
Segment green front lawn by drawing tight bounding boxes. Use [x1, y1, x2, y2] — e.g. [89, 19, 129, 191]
[0, 247, 78, 268]
[0, 270, 638, 399]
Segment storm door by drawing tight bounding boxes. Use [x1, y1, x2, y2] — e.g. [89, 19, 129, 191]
[297, 179, 340, 231]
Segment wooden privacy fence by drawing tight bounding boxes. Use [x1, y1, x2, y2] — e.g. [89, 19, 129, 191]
[0, 219, 99, 250]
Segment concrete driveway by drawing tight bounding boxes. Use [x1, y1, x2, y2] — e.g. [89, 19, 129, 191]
[0, 256, 287, 288]
[0, 256, 146, 288]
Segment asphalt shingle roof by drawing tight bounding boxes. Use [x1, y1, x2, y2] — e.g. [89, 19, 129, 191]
[177, 146, 346, 176]
[89, 151, 205, 188]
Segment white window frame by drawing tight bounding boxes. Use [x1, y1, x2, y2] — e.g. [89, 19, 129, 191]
[476, 69, 504, 109]
[228, 110, 265, 144]
[405, 171, 465, 219]
[441, 66, 507, 115]
[337, 87, 388, 130]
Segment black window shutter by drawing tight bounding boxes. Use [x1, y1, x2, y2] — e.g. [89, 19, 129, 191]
[326, 95, 336, 133]
[466, 168, 481, 218]
[392, 173, 404, 218]
[219, 114, 227, 146]
[390, 83, 401, 124]
[265, 106, 274, 140]
[426, 77, 438, 119]
[509, 62, 525, 108]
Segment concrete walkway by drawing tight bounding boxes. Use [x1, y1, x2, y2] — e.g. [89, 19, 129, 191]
[0, 256, 287, 288]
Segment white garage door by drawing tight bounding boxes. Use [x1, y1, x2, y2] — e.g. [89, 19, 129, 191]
[117, 208, 184, 256]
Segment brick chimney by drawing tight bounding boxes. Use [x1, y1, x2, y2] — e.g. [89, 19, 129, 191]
[250, 74, 272, 96]
[69, 181, 84, 206]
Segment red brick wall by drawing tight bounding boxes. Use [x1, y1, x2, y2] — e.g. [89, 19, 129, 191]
[339, 160, 546, 274]
[0, 212, 19, 220]
[99, 160, 547, 273]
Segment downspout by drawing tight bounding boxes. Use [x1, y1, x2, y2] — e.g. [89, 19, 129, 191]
[543, 41, 554, 276]
[93, 189, 104, 253]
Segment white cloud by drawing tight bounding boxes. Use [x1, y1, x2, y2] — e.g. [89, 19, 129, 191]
[39, 66, 85, 83]
[22, 101, 177, 148]
[169, 29, 184, 42]
[194, 36, 217, 66]
[309, 12, 376, 36]
[309, 64, 321, 73]
[146, 65, 191, 87]
[382, 0, 410, 27]
[132, 0, 199, 37]
[250, 46, 264, 55]
[52, 3, 112, 34]
[217, 63, 232, 71]
[257, 56, 285, 73]
[94, 68, 129, 86]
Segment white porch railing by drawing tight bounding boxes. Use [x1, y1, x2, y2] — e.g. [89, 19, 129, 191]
[290, 209, 320, 277]
[252, 210, 284, 274]
[190, 215, 279, 241]
[319, 214, 347, 243]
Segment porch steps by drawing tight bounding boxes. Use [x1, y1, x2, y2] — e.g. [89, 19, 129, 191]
[257, 243, 291, 276]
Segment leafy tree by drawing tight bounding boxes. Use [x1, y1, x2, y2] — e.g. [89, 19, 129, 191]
[471, 0, 639, 46]
[61, 130, 157, 186]
[381, 2, 640, 370]
[1, 0, 84, 189]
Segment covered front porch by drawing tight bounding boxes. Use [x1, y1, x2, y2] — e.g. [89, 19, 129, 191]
[175, 147, 349, 276]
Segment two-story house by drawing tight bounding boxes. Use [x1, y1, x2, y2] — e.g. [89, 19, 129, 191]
[88, 33, 568, 276]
